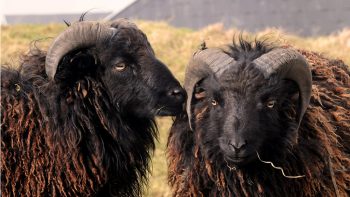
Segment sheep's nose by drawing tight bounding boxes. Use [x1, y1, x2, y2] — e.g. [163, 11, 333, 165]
[229, 141, 247, 154]
[168, 87, 185, 102]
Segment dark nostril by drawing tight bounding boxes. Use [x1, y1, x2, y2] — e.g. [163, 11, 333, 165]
[229, 141, 247, 153]
[168, 87, 185, 100]
[172, 88, 181, 95]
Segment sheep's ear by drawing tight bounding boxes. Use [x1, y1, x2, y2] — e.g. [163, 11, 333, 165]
[284, 80, 300, 119]
[54, 51, 99, 84]
[194, 81, 207, 100]
[193, 76, 219, 102]
[45, 21, 113, 80]
[194, 90, 206, 100]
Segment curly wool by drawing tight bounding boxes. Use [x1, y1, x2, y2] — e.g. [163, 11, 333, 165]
[167, 49, 350, 197]
[1, 49, 156, 197]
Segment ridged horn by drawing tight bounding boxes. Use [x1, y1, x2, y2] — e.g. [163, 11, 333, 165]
[184, 47, 235, 130]
[253, 48, 312, 127]
[45, 21, 114, 80]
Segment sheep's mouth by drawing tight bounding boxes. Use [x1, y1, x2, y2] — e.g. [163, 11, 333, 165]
[155, 106, 182, 116]
[225, 155, 255, 164]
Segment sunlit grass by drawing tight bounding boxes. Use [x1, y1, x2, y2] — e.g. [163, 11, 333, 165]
[1, 21, 349, 197]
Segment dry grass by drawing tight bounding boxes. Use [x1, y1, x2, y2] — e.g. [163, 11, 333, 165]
[1, 21, 349, 197]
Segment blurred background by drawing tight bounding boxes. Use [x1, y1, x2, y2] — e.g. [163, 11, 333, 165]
[1, 0, 350, 196]
[2, 0, 350, 36]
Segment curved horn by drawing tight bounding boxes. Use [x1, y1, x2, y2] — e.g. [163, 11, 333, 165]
[253, 48, 312, 128]
[45, 21, 114, 80]
[184, 47, 235, 130]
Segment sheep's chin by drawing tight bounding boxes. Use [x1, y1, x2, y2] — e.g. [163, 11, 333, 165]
[224, 154, 256, 165]
[154, 106, 182, 116]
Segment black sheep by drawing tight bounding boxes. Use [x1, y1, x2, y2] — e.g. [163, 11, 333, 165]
[167, 39, 350, 197]
[1, 19, 185, 196]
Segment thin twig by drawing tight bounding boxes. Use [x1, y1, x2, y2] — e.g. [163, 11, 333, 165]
[224, 158, 236, 171]
[256, 152, 305, 179]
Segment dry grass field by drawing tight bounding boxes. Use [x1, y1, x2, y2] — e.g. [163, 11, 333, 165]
[1, 21, 349, 196]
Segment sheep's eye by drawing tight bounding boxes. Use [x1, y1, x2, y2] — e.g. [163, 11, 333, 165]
[114, 63, 126, 71]
[266, 100, 276, 108]
[211, 99, 218, 106]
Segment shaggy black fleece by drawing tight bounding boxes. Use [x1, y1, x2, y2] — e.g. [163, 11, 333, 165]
[167, 39, 350, 197]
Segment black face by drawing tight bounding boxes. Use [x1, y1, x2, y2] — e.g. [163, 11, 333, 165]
[91, 26, 185, 118]
[191, 64, 299, 165]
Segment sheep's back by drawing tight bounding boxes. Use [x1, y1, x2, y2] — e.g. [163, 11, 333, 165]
[298, 50, 350, 196]
[299, 50, 350, 153]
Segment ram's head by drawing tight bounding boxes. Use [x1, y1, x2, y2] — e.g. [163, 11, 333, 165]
[45, 19, 185, 118]
[184, 40, 312, 165]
